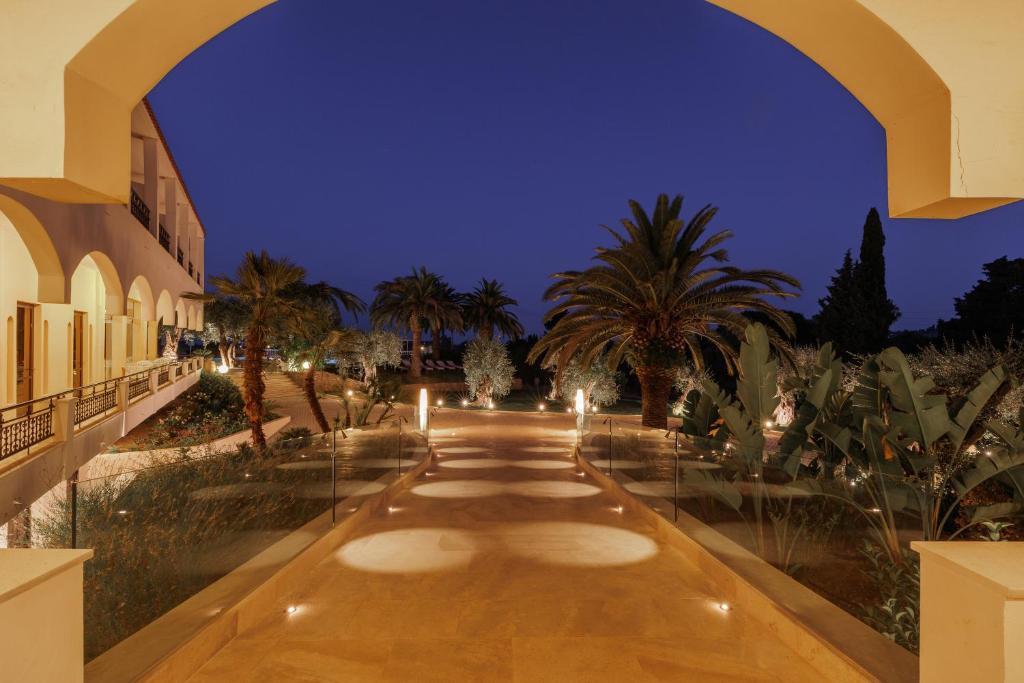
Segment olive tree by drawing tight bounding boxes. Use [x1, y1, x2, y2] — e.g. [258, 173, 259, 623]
[463, 337, 514, 405]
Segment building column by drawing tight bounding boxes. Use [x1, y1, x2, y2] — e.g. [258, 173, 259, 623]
[142, 137, 159, 238]
[914, 541, 1024, 682]
[146, 320, 158, 360]
[164, 176, 178, 258]
[108, 315, 128, 377]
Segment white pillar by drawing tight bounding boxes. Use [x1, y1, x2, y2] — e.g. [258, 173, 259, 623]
[0, 550, 93, 683]
[164, 176, 178, 255]
[914, 541, 1024, 682]
[142, 137, 159, 237]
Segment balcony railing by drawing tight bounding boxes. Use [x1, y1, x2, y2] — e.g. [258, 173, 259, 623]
[177, 248, 184, 265]
[0, 397, 56, 462]
[158, 224, 171, 253]
[130, 189, 150, 229]
[188, 262, 194, 277]
[0, 359, 202, 463]
[73, 380, 119, 427]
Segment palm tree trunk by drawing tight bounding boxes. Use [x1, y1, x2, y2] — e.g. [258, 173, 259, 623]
[479, 325, 493, 341]
[410, 322, 422, 379]
[637, 366, 673, 429]
[243, 325, 267, 449]
[432, 325, 442, 361]
[304, 365, 330, 433]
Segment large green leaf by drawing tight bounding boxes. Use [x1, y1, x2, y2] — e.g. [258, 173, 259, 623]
[985, 418, 1024, 452]
[682, 468, 742, 511]
[777, 367, 833, 470]
[947, 364, 1009, 454]
[736, 323, 779, 426]
[702, 379, 764, 461]
[876, 347, 950, 456]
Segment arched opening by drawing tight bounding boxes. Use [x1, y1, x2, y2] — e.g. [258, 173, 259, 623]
[0, 2, 1021, 216]
[155, 290, 175, 328]
[69, 252, 123, 386]
[127, 275, 156, 363]
[173, 299, 188, 330]
[0, 200, 54, 404]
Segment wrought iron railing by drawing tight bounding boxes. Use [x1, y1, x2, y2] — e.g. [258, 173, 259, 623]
[188, 262, 194, 277]
[0, 362, 201, 463]
[177, 248, 184, 265]
[158, 224, 171, 252]
[0, 397, 57, 462]
[128, 374, 150, 401]
[130, 189, 150, 229]
[74, 381, 118, 426]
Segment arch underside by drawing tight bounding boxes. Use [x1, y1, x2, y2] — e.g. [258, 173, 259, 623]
[0, 0, 1021, 218]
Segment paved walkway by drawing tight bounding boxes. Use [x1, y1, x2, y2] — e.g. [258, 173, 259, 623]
[188, 411, 821, 682]
[231, 371, 346, 434]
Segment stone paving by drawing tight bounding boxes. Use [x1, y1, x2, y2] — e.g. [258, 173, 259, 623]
[188, 411, 822, 682]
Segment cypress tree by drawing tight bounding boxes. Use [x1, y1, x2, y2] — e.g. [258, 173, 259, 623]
[815, 208, 900, 355]
[854, 207, 900, 351]
[816, 250, 859, 352]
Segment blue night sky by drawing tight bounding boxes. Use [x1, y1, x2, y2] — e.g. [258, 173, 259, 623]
[149, 0, 1024, 335]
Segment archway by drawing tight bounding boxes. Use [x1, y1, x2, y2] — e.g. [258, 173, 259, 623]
[127, 275, 156, 321]
[69, 252, 123, 386]
[0, 195, 64, 303]
[0, 1, 1022, 217]
[155, 290, 175, 327]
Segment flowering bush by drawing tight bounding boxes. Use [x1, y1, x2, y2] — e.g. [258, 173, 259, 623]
[136, 371, 251, 449]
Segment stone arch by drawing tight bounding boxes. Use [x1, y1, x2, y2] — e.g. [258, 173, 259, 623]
[70, 251, 124, 315]
[1, 1, 1023, 217]
[0, 194, 64, 303]
[127, 275, 156, 321]
[186, 304, 199, 331]
[156, 290, 175, 327]
[174, 298, 188, 329]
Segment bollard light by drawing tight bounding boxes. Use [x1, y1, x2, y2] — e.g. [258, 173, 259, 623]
[419, 388, 428, 431]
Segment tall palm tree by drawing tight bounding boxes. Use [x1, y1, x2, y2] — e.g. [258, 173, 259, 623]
[371, 267, 448, 379]
[284, 281, 365, 433]
[427, 280, 464, 361]
[463, 278, 523, 341]
[207, 251, 306, 448]
[529, 194, 800, 429]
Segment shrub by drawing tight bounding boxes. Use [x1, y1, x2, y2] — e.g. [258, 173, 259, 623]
[136, 371, 249, 449]
[463, 337, 514, 404]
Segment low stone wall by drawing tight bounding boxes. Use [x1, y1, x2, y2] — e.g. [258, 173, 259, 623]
[80, 416, 292, 481]
[85, 445, 434, 683]
[576, 449, 918, 683]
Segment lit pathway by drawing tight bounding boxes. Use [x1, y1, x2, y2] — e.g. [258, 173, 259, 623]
[188, 411, 821, 682]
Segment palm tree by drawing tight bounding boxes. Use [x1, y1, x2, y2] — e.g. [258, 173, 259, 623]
[285, 281, 365, 433]
[207, 251, 306, 448]
[463, 278, 523, 341]
[371, 267, 448, 379]
[427, 280, 464, 361]
[529, 194, 800, 429]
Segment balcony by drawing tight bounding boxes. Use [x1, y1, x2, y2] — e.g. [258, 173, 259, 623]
[158, 223, 171, 253]
[129, 188, 150, 229]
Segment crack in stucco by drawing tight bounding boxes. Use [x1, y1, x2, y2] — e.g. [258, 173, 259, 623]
[954, 114, 968, 196]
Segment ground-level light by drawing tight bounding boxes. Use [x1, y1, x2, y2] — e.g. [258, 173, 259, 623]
[301, 360, 311, 370]
[346, 389, 354, 397]
[461, 399, 469, 407]
[437, 398, 444, 406]
[418, 388, 428, 431]
[217, 363, 229, 374]
[718, 602, 732, 613]
[538, 403, 546, 411]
